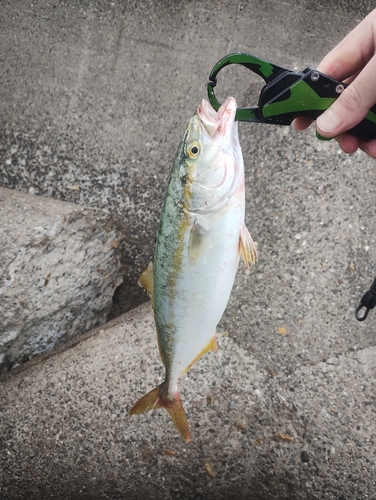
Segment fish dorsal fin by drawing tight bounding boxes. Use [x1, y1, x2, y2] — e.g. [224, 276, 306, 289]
[138, 261, 154, 298]
[239, 224, 258, 270]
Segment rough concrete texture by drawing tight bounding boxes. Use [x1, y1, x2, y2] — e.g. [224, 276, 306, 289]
[0, 186, 124, 373]
[1, 302, 376, 500]
[1, 0, 375, 316]
[2, 0, 376, 499]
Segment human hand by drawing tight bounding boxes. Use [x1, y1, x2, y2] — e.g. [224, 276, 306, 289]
[293, 9, 376, 158]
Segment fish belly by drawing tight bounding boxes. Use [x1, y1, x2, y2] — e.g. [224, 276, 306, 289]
[154, 198, 244, 389]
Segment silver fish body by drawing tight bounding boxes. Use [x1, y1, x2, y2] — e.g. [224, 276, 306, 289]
[129, 97, 256, 441]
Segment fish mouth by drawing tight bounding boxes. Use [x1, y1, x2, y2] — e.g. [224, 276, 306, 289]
[197, 97, 237, 138]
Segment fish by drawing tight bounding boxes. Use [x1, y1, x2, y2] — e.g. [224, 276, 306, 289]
[129, 97, 257, 442]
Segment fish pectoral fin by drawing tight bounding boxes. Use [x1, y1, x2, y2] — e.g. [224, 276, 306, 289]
[239, 224, 258, 269]
[129, 383, 190, 443]
[138, 261, 154, 299]
[188, 218, 208, 264]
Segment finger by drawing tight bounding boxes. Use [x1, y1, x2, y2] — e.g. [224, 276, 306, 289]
[316, 54, 376, 138]
[317, 9, 376, 80]
[335, 134, 376, 158]
[342, 70, 360, 86]
[360, 139, 376, 158]
[292, 116, 314, 131]
[335, 133, 361, 155]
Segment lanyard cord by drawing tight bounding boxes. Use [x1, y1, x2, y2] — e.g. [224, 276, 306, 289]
[355, 276, 376, 321]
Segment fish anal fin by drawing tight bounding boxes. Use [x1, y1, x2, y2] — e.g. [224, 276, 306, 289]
[138, 261, 154, 299]
[180, 334, 218, 377]
[129, 383, 190, 442]
[239, 224, 258, 269]
[206, 335, 218, 353]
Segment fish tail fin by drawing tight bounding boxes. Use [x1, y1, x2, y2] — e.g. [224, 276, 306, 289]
[129, 384, 190, 442]
[164, 394, 190, 443]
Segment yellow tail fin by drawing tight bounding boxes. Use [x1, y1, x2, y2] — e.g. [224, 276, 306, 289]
[129, 384, 190, 442]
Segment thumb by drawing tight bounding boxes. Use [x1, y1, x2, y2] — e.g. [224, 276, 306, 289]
[317, 57, 376, 137]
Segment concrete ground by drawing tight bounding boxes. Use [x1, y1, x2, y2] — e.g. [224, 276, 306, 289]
[2, 301, 376, 499]
[2, 0, 376, 499]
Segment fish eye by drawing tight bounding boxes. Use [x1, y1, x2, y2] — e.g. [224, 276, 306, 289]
[187, 142, 200, 159]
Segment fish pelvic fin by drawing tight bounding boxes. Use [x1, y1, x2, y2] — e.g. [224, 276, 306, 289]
[129, 383, 190, 443]
[239, 224, 258, 269]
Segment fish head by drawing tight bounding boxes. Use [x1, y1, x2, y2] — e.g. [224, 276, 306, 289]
[183, 97, 243, 214]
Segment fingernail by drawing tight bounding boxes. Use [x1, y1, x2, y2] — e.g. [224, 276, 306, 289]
[317, 109, 342, 133]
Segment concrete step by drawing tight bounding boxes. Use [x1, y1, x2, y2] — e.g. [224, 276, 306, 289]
[0, 187, 124, 372]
